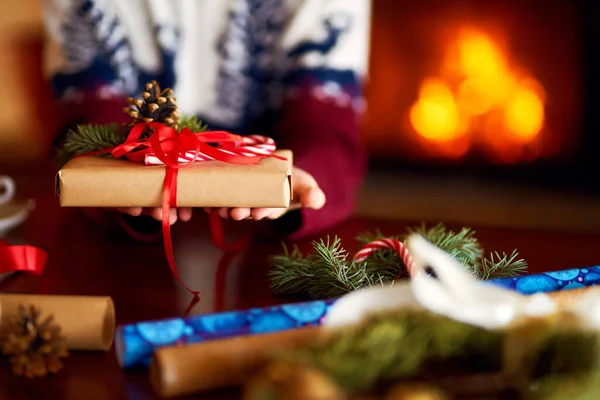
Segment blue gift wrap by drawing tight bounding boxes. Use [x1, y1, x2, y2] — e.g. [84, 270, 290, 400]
[115, 266, 600, 368]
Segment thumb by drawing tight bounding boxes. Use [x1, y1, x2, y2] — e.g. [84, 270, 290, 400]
[293, 168, 326, 210]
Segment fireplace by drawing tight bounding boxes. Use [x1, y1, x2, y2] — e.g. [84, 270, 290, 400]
[362, 0, 599, 193]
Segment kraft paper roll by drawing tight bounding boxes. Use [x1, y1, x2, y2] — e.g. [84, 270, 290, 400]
[0, 294, 115, 351]
[149, 326, 321, 398]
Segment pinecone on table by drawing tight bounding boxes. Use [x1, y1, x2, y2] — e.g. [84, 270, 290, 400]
[124, 80, 179, 129]
[1, 305, 69, 378]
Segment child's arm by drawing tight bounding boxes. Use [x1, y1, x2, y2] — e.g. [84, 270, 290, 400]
[257, 0, 372, 239]
[44, 0, 171, 241]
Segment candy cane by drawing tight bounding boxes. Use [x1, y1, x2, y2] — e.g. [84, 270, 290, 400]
[144, 135, 277, 166]
[353, 238, 414, 276]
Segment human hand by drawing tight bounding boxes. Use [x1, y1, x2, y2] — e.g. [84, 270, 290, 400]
[116, 167, 325, 223]
[117, 206, 193, 225]
[204, 166, 326, 221]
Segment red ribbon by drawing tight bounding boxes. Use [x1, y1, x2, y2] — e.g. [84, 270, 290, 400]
[0, 240, 48, 276]
[91, 122, 268, 296]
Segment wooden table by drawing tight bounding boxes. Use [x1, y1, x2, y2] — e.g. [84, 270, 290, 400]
[1, 165, 600, 399]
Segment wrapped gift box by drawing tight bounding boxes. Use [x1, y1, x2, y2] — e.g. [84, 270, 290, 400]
[56, 150, 293, 208]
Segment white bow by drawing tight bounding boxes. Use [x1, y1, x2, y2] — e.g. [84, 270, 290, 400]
[325, 234, 600, 330]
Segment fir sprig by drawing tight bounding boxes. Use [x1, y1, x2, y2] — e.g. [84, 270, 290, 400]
[477, 250, 528, 280]
[57, 114, 211, 166]
[63, 123, 124, 157]
[268, 309, 600, 399]
[268, 223, 528, 299]
[179, 114, 210, 132]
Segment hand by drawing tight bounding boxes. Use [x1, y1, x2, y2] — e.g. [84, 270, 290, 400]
[116, 206, 193, 225]
[116, 167, 325, 224]
[204, 166, 326, 221]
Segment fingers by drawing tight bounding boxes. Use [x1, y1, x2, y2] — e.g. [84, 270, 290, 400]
[251, 208, 276, 220]
[205, 207, 282, 221]
[150, 207, 178, 225]
[178, 207, 193, 222]
[116, 207, 193, 225]
[117, 207, 143, 217]
[301, 186, 326, 210]
[230, 208, 252, 221]
[215, 207, 254, 221]
[292, 168, 326, 210]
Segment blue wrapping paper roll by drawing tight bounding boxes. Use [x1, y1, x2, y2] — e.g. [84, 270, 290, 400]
[115, 266, 600, 368]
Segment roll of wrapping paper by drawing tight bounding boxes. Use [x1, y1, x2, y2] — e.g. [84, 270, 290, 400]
[115, 265, 600, 368]
[150, 326, 321, 398]
[0, 294, 115, 351]
[148, 285, 600, 398]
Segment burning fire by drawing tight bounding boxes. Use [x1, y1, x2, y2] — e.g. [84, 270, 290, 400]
[409, 28, 546, 162]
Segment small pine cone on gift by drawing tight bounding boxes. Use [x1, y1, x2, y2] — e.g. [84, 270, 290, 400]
[124, 80, 179, 130]
[1, 305, 69, 378]
[243, 361, 346, 400]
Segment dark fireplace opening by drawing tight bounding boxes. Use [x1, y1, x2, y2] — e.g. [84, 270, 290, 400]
[361, 0, 599, 195]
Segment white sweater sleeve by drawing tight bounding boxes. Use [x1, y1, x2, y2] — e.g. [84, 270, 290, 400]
[280, 0, 372, 78]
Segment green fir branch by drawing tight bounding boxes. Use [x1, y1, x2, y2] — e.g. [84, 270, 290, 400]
[57, 114, 211, 165]
[406, 223, 483, 270]
[477, 250, 528, 280]
[62, 123, 125, 158]
[179, 114, 209, 132]
[269, 243, 315, 297]
[269, 309, 600, 399]
[268, 223, 527, 300]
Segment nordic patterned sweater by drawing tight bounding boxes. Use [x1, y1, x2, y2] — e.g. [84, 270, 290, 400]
[43, 0, 371, 240]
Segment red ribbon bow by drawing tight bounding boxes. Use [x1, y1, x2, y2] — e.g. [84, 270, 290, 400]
[0, 239, 48, 276]
[93, 122, 272, 296]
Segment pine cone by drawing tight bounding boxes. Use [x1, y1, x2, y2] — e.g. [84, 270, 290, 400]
[124, 80, 179, 129]
[1, 305, 69, 378]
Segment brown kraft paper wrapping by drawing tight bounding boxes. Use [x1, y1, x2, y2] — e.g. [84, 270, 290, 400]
[56, 150, 293, 208]
[0, 294, 115, 351]
[149, 326, 321, 398]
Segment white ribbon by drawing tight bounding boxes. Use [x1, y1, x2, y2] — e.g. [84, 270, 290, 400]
[325, 234, 600, 331]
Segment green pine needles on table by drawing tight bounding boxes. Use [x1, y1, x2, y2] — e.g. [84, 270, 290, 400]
[269, 223, 528, 300]
[265, 309, 600, 400]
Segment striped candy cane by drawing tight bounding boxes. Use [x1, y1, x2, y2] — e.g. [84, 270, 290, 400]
[144, 135, 277, 166]
[353, 238, 414, 275]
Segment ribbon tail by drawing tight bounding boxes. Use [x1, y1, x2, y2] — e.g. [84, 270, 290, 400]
[209, 212, 251, 253]
[0, 244, 48, 275]
[162, 167, 199, 297]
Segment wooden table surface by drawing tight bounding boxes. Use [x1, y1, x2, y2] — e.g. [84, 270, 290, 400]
[1, 165, 600, 399]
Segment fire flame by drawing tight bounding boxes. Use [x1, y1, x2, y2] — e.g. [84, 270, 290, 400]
[409, 28, 546, 161]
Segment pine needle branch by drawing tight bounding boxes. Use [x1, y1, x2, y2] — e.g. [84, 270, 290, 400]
[406, 223, 483, 270]
[271, 309, 600, 398]
[268, 223, 528, 300]
[477, 250, 528, 280]
[179, 114, 209, 132]
[269, 243, 315, 297]
[63, 124, 125, 157]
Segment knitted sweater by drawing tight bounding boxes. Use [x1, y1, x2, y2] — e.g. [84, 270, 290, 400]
[43, 0, 371, 239]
